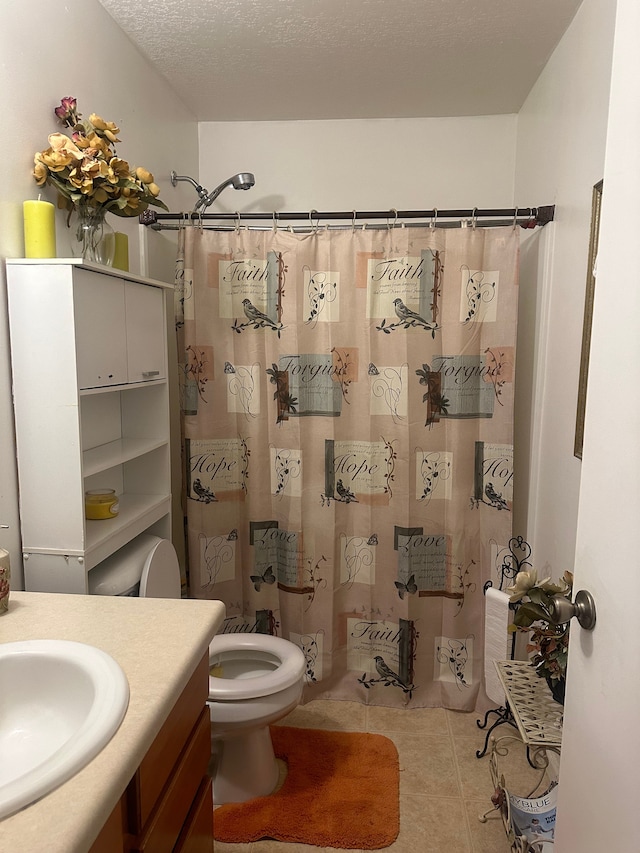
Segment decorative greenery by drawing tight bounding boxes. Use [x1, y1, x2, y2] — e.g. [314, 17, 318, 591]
[330, 347, 353, 403]
[483, 347, 507, 406]
[266, 362, 297, 424]
[507, 569, 573, 687]
[33, 97, 168, 218]
[415, 363, 449, 427]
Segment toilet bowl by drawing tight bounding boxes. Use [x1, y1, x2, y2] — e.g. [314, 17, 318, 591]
[208, 632, 305, 804]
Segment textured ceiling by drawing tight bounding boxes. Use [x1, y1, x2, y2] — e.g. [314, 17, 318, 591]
[98, 0, 583, 121]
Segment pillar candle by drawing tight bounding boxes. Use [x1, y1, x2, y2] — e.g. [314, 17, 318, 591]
[112, 231, 129, 271]
[23, 199, 56, 258]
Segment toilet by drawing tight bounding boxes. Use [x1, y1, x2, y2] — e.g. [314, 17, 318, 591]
[89, 534, 306, 804]
[207, 632, 305, 803]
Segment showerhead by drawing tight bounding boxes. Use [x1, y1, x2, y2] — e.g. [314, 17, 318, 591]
[195, 172, 256, 211]
[170, 171, 256, 211]
[230, 172, 256, 191]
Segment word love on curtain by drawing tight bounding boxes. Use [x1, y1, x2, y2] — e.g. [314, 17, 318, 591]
[175, 223, 519, 710]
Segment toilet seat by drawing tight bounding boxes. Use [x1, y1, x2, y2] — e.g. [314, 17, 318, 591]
[139, 537, 181, 599]
[209, 634, 305, 700]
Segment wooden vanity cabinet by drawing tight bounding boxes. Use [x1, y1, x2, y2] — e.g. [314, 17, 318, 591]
[89, 652, 213, 853]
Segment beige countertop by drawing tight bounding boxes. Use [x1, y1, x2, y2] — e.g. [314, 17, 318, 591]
[0, 591, 225, 853]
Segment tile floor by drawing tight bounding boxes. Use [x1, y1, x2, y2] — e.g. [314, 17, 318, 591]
[212, 699, 547, 852]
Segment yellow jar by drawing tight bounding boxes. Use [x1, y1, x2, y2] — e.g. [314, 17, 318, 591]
[85, 489, 119, 520]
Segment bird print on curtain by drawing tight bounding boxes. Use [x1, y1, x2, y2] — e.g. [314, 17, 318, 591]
[175, 223, 519, 710]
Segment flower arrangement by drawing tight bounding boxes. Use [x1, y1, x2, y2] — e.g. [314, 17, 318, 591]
[507, 569, 573, 699]
[32, 97, 168, 218]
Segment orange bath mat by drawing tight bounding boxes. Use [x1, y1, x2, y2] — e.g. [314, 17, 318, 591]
[213, 725, 400, 849]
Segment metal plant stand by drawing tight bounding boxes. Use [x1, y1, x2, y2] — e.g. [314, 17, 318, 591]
[479, 661, 563, 850]
[476, 703, 518, 758]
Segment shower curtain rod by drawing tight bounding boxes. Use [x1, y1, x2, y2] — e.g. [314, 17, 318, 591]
[139, 205, 554, 231]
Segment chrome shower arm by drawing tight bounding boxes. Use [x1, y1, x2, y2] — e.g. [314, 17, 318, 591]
[170, 171, 210, 208]
[170, 171, 255, 211]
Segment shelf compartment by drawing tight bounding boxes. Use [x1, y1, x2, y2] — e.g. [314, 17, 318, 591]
[81, 383, 169, 454]
[83, 438, 169, 478]
[84, 493, 171, 570]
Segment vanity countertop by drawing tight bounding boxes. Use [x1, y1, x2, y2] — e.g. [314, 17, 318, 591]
[0, 590, 225, 853]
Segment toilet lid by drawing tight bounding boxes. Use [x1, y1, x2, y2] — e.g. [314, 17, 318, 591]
[89, 534, 160, 596]
[139, 538, 181, 599]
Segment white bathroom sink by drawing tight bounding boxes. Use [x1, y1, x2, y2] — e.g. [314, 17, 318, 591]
[0, 639, 129, 819]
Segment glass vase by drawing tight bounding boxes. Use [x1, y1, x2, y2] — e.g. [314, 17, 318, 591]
[70, 206, 116, 266]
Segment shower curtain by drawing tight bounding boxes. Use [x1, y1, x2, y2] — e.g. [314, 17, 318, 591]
[175, 222, 519, 710]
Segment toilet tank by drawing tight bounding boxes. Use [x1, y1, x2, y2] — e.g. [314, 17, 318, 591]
[88, 535, 181, 598]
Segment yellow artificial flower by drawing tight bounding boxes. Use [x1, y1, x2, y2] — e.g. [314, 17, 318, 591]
[67, 174, 94, 195]
[109, 157, 132, 179]
[39, 149, 75, 172]
[48, 132, 82, 155]
[78, 158, 103, 181]
[84, 132, 112, 156]
[135, 167, 154, 184]
[89, 114, 121, 143]
[33, 160, 48, 186]
[38, 133, 83, 172]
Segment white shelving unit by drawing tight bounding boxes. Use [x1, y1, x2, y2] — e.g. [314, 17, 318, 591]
[6, 259, 173, 593]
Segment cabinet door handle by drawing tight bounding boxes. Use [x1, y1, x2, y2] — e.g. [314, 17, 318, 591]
[142, 370, 161, 377]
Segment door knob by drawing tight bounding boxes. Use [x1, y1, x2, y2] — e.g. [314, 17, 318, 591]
[549, 589, 596, 630]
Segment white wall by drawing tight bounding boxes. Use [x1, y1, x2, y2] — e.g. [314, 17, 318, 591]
[0, 0, 199, 588]
[513, 0, 615, 573]
[198, 115, 517, 212]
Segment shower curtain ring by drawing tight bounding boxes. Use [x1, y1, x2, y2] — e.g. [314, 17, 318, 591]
[430, 208, 438, 229]
[388, 208, 398, 230]
[310, 209, 319, 233]
[235, 211, 241, 233]
[197, 208, 204, 232]
[352, 210, 357, 232]
[273, 211, 279, 232]
[513, 208, 519, 231]
[472, 207, 478, 229]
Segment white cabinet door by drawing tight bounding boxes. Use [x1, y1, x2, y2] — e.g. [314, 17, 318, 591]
[74, 272, 165, 388]
[74, 269, 128, 389]
[125, 282, 166, 383]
